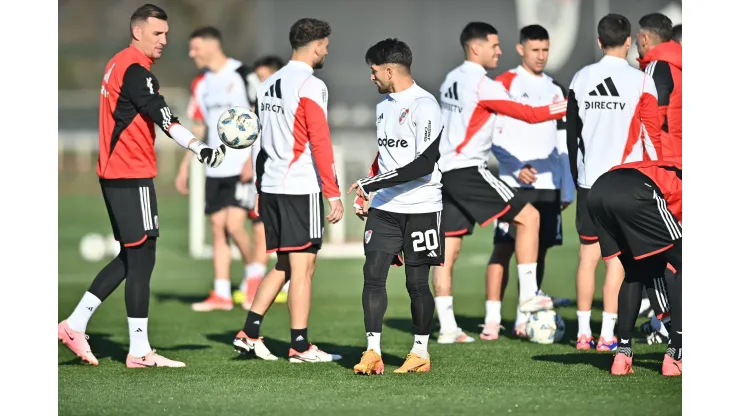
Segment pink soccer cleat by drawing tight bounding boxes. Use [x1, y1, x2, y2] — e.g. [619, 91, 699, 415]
[596, 336, 618, 352]
[611, 353, 634, 376]
[662, 354, 682, 376]
[58, 320, 98, 366]
[191, 291, 233, 312]
[576, 334, 595, 350]
[126, 349, 186, 368]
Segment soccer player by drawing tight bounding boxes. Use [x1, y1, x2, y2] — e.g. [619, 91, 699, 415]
[567, 13, 663, 351]
[671, 24, 682, 45]
[350, 38, 443, 374]
[232, 18, 344, 363]
[58, 4, 226, 368]
[434, 22, 567, 343]
[586, 159, 682, 376]
[636, 13, 682, 164]
[174, 26, 265, 313]
[250, 54, 290, 304]
[634, 13, 683, 341]
[484, 24, 575, 340]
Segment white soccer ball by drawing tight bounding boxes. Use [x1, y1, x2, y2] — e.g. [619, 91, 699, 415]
[525, 310, 566, 344]
[79, 233, 107, 262]
[217, 106, 260, 149]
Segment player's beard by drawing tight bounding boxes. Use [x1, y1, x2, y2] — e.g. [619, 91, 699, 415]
[314, 55, 327, 70]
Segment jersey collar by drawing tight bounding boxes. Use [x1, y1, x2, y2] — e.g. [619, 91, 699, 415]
[128, 44, 154, 67]
[286, 60, 314, 74]
[388, 81, 419, 101]
[599, 55, 629, 66]
[462, 60, 486, 74]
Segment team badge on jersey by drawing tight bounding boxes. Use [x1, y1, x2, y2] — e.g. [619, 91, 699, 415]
[364, 230, 373, 244]
[399, 108, 409, 124]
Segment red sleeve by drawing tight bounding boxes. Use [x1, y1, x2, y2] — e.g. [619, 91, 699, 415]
[639, 92, 663, 160]
[478, 78, 566, 123]
[302, 97, 340, 200]
[354, 153, 379, 208]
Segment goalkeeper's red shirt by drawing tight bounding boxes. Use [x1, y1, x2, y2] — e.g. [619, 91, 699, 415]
[97, 45, 184, 179]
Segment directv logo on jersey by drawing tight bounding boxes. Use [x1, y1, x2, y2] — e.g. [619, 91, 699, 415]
[584, 101, 626, 110]
[441, 101, 463, 113]
[378, 137, 409, 148]
[260, 102, 284, 114]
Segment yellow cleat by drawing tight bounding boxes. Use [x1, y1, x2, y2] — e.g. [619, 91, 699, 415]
[393, 353, 431, 373]
[353, 350, 384, 375]
[275, 290, 288, 304]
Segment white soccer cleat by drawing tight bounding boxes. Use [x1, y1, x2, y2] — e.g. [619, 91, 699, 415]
[288, 344, 342, 363]
[233, 331, 279, 361]
[519, 292, 554, 313]
[437, 327, 476, 344]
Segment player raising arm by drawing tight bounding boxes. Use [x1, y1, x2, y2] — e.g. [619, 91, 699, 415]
[58, 4, 225, 368]
[232, 18, 344, 363]
[433, 22, 566, 344]
[350, 38, 445, 375]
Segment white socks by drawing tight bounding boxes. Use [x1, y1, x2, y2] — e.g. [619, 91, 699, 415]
[281, 281, 290, 292]
[484, 300, 501, 324]
[577, 310, 592, 337]
[214, 279, 231, 299]
[434, 296, 458, 333]
[411, 334, 429, 359]
[128, 317, 152, 357]
[366, 332, 381, 355]
[67, 292, 102, 333]
[601, 312, 618, 340]
[515, 306, 527, 327]
[246, 263, 267, 280]
[517, 263, 539, 301]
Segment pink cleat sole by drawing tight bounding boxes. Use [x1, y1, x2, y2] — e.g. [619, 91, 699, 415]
[58, 320, 98, 366]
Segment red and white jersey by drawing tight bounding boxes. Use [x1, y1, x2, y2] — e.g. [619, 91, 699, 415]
[567, 55, 662, 189]
[492, 66, 574, 202]
[438, 61, 566, 173]
[252, 60, 340, 200]
[187, 58, 259, 177]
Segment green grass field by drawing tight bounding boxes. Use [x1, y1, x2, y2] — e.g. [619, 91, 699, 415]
[58, 179, 681, 415]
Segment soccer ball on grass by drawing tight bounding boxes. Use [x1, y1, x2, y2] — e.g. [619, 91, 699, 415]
[217, 106, 260, 149]
[525, 310, 566, 344]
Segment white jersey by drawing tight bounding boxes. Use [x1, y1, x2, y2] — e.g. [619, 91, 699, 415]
[438, 61, 567, 173]
[187, 58, 260, 178]
[492, 66, 574, 203]
[253, 60, 340, 200]
[567, 55, 662, 189]
[356, 82, 443, 214]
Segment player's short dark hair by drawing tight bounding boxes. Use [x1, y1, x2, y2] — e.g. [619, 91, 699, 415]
[460, 22, 498, 47]
[597, 13, 631, 49]
[519, 24, 549, 43]
[289, 18, 331, 49]
[671, 23, 682, 43]
[253, 55, 285, 72]
[639, 13, 673, 43]
[189, 26, 222, 42]
[130, 4, 167, 29]
[365, 38, 413, 69]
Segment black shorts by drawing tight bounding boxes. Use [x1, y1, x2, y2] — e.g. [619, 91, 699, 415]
[494, 189, 563, 248]
[587, 168, 682, 260]
[576, 186, 598, 244]
[364, 208, 444, 266]
[259, 192, 323, 254]
[205, 176, 260, 221]
[100, 178, 159, 247]
[441, 165, 527, 237]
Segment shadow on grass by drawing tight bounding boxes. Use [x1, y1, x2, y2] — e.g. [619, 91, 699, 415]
[58, 332, 209, 366]
[205, 330, 406, 370]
